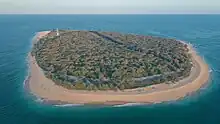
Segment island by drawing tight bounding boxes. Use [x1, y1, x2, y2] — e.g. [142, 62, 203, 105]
[26, 30, 210, 105]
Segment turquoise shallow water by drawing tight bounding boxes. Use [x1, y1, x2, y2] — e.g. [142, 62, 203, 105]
[0, 15, 220, 124]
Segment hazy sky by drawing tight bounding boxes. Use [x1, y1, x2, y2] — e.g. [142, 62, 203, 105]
[0, 0, 220, 14]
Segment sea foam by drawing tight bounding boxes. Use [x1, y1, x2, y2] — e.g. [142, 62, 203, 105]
[54, 104, 83, 107]
[113, 103, 146, 107]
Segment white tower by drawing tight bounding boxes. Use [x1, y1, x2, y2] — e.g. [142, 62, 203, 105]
[56, 28, 60, 36]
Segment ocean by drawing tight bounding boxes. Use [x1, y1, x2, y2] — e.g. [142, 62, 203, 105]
[0, 15, 220, 124]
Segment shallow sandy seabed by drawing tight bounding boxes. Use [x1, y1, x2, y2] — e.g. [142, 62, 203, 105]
[27, 31, 210, 105]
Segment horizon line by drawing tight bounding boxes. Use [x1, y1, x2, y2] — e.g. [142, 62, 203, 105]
[0, 13, 220, 15]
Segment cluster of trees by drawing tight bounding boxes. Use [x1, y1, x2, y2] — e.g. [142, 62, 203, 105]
[32, 30, 193, 90]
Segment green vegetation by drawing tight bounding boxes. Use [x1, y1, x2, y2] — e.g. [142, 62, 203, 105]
[32, 30, 192, 90]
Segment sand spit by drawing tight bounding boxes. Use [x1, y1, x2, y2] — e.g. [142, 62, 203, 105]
[27, 31, 210, 105]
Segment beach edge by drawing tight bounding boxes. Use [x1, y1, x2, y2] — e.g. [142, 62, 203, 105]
[25, 31, 210, 106]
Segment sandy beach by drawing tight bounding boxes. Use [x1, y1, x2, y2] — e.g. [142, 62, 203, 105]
[27, 31, 210, 105]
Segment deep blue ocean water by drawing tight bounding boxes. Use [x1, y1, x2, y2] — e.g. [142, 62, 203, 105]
[0, 15, 220, 124]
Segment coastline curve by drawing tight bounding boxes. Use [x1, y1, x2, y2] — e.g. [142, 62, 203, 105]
[26, 31, 210, 105]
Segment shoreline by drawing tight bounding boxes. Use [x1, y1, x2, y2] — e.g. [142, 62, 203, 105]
[26, 31, 210, 105]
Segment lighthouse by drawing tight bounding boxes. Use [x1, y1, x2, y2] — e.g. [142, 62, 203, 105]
[56, 28, 60, 36]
